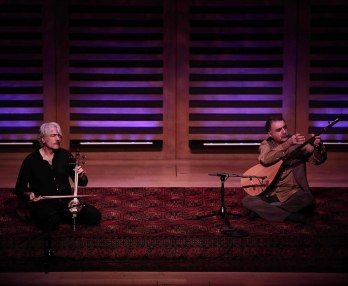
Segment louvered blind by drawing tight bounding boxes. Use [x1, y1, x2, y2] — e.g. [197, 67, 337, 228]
[0, 1, 43, 142]
[2, 0, 346, 152]
[187, 0, 293, 143]
[67, 1, 164, 142]
[308, 0, 348, 141]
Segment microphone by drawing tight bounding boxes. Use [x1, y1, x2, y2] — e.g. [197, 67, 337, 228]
[209, 173, 267, 179]
[209, 173, 230, 177]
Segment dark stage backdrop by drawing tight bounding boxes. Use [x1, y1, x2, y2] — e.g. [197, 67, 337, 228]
[0, 0, 347, 159]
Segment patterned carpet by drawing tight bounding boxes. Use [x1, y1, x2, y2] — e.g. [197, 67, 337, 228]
[0, 187, 347, 272]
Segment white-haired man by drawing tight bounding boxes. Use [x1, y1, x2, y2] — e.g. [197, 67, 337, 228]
[15, 122, 101, 232]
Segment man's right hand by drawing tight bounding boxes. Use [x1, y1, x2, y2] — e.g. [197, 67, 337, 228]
[26, 192, 43, 202]
[289, 133, 306, 145]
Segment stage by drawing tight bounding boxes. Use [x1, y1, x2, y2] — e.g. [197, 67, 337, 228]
[1, 157, 348, 285]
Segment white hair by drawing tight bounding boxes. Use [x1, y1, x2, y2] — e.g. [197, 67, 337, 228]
[37, 122, 63, 146]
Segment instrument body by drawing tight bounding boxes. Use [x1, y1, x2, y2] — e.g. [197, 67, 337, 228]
[241, 160, 282, 196]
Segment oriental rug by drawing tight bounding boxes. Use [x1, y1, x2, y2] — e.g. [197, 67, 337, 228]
[0, 187, 347, 272]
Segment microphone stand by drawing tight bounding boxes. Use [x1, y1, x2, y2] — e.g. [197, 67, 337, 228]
[192, 173, 238, 221]
[190, 172, 263, 237]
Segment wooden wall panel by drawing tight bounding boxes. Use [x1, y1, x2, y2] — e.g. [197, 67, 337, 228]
[188, 0, 294, 140]
[0, 0, 347, 158]
[176, 0, 298, 157]
[55, 0, 177, 158]
[298, 1, 348, 143]
[66, 1, 165, 140]
[0, 0, 46, 142]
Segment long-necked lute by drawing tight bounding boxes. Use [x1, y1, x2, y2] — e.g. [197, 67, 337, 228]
[68, 151, 86, 221]
[241, 117, 340, 196]
[41, 152, 95, 200]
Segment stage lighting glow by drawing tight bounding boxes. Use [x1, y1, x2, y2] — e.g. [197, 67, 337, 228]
[202, 142, 259, 146]
[79, 141, 154, 145]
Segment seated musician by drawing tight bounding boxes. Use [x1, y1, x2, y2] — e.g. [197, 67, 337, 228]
[15, 122, 101, 232]
[242, 116, 327, 223]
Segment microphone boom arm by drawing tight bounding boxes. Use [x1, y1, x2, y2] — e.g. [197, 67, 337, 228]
[209, 173, 267, 180]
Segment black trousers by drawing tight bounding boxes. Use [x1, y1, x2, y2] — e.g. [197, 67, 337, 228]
[242, 190, 314, 222]
[29, 199, 101, 231]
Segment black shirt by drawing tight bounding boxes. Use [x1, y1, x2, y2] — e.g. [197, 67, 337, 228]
[15, 148, 88, 201]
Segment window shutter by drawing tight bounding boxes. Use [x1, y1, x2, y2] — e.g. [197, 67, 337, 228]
[0, 2, 44, 142]
[67, 1, 165, 142]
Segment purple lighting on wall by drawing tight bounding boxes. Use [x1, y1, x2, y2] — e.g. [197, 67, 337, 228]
[79, 141, 154, 146]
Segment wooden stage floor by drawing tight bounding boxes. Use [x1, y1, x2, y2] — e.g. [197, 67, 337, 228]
[1, 271, 348, 286]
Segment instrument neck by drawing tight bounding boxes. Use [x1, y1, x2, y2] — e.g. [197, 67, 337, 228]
[73, 164, 79, 196]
